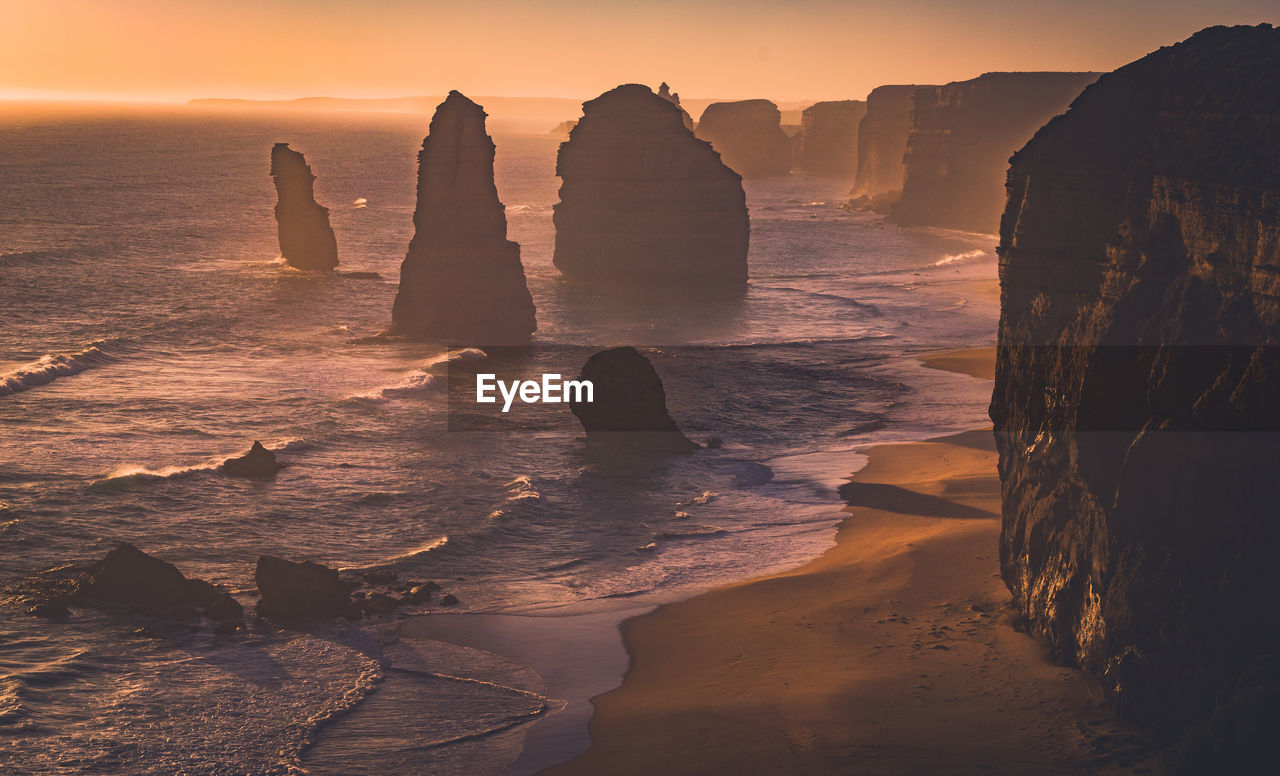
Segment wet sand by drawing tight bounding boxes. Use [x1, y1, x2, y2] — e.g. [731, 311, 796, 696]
[545, 349, 1158, 775]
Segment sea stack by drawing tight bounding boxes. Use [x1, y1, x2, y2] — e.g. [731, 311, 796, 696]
[553, 84, 749, 292]
[990, 25, 1280, 771]
[846, 85, 926, 208]
[889, 72, 1098, 232]
[270, 143, 339, 271]
[391, 91, 536, 344]
[695, 99, 792, 178]
[794, 100, 867, 177]
[570, 347, 697, 451]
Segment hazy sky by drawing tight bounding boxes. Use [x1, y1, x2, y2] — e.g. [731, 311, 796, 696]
[2, 0, 1275, 103]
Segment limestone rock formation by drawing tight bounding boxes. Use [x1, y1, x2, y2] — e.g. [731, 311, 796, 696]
[549, 120, 578, 136]
[890, 72, 1098, 232]
[391, 91, 536, 345]
[695, 99, 792, 178]
[569, 347, 696, 450]
[222, 440, 283, 478]
[553, 84, 749, 292]
[794, 100, 866, 176]
[847, 85, 925, 205]
[270, 143, 339, 271]
[989, 25, 1280, 769]
[72, 543, 220, 610]
[255, 555, 357, 620]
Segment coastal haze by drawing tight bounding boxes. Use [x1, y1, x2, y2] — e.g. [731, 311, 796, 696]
[3, 2, 1279, 775]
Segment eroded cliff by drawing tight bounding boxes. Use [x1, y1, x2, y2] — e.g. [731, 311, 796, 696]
[847, 85, 923, 206]
[795, 100, 866, 177]
[391, 91, 536, 344]
[990, 25, 1280, 770]
[553, 84, 749, 292]
[695, 99, 792, 178]
[270, 143, 338, 271]
[891, 71, 1098, 232]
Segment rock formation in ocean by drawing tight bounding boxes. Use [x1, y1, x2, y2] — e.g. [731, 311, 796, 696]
[889, 71, 1098, 232]
[552, 84, 749, 292]
[846, 85, 925, 207]
[222, 440, 283, 478]
[73, 542, 221, 610]
[391, 92, 536, 345]
[695, 99, 792, 178]
[794, 100, 867, 177]
[989, 25, 1280, 771]
[255, 555, 357, 620]
[270, 143, 339, 271]
[569, 346, 696, 450]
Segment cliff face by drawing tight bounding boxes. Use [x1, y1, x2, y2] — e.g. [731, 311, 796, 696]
[990, 25, 1280, 766]
[391, 91, 536, 344]
[847, 86, 922, 201]
[695, 99, 792, 178]
[794, 100, 866, 176]
[553, 84, 749, 292]
[270, 143, 338, 271]
[890, 72, 1098, 232]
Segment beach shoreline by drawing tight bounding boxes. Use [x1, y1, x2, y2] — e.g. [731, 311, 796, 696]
[543, 348, 1160, 776]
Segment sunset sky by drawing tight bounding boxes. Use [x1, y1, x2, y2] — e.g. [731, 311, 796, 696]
[2, 0, 1275, 103]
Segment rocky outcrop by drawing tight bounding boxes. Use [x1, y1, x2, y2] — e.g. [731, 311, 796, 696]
[695, 99, 792, 178]
[847, 85, 925, 204]
[657, 82, 694, 130]
[553, 84, 749, 292]
[222, 441, 283, 478]
[890, 72, 1098, 232]
[549, 120, 578, 136]
[73, 542, 220, 610]
[794, 100, 866, 176]
[391, 91, 536, 345]
[989, 25, 1280, 769]
[270, 143, 338, 271]
[569, 347, 696, 450]
[255, 555, 357, 620]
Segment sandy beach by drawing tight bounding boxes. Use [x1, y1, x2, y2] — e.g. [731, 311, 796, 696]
[546, 349, 1158, 776]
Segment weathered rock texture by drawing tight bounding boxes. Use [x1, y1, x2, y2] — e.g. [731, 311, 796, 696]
[270, 143, 339, 271]
[391, 91, 536, 344]
[695, 99, 792, 178]
[847, 85, 925, 202]
[989, 25, 1280, 769]
[570, 347, 696, 450]
[795, 100, 866, 176]
[255, 555, 357, 620]
[553, 84, 749, 291]
[891, 72, 1098, 232]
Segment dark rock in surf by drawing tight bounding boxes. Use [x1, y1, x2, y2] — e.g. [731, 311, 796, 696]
[889, 71, 1099, 232]
[990, 24, 1280, 768]
[391, 91, 536, 345]
[72, 542, 221, 610]
[439, 593, 459, 607]
[254, 554, 357, 620]
[553, 84, 749, 292]
[569, 347, 697, 451]
[696, 99, 792, 178]
[270, 143, 339, 271]
[222, 441, 283, 478]
[794, 100, 867, 177]
[203, 593, 243, 621]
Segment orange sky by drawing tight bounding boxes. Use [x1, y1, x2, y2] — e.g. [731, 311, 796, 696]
[2, 0, 1275, 103]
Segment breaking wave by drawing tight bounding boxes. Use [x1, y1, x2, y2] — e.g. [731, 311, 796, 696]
[933, 248, 988, 267]
[0, 341, 121, 398]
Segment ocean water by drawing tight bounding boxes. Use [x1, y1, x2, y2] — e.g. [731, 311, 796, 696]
[0, 104, 998, 774]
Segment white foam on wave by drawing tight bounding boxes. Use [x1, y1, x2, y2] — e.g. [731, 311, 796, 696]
[933, 248, 988, 267]
[0, 342, 115, 397]
[95, 437, 307, 485]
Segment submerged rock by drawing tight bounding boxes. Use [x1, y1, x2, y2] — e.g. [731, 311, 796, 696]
[553, 84, 749, 292]
[391, 92, 536, 345]
[569, 346, 697, 450]
[990, 24, 1280, 766]
[255, 555, 357, 620]
[72, 542, 220, 610]
[848, 85, 927, 203]
[222, 441, 283, 478]
[270, 143, 339, 271]
[696, 99, 792, 178]
[889, 71, 1098, 232]
[794, 100, 866, 176]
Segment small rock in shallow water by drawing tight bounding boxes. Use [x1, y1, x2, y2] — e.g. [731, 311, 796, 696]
[360, 569, 398, 586]
[203, 594, 243, 621]
[222, 441, 283, 478]
[439, 594, 459, 607]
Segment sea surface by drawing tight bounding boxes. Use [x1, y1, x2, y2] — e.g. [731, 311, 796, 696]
[0, 104, 998, 774]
